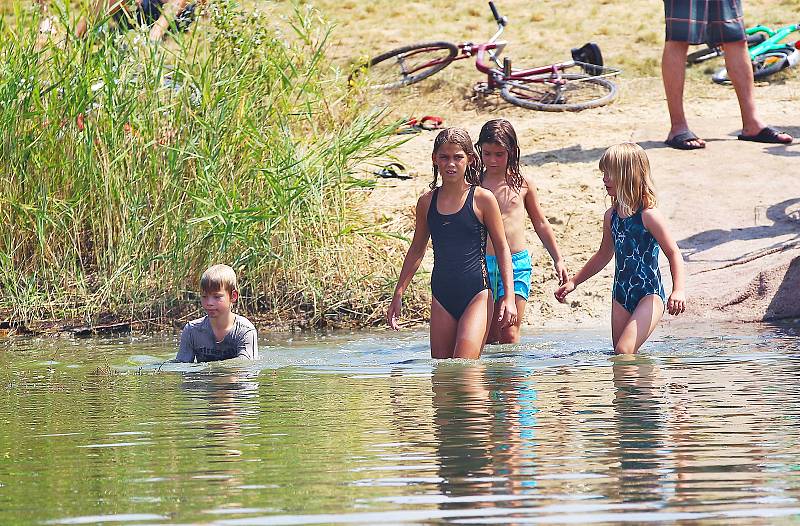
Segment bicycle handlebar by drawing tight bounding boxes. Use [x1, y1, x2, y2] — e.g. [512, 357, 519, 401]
[488, 2, 507, 27]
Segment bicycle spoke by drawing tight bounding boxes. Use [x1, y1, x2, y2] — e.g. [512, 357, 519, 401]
[506, 77, 608, 105]
[500, 72, 617, 111]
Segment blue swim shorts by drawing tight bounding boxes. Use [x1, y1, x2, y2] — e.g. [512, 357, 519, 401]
[485, 250, 532, 301]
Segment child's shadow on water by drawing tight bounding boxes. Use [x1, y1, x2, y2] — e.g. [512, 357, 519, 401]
[677, 197, 800, 263]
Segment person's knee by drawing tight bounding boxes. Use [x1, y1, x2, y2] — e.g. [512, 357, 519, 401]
[663, 40, 690, 55]
[499, 325, 520, 344]
[613, 333, 637, 354]
[614, 341, 636, 355]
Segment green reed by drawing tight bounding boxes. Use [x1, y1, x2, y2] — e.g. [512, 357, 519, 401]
[0, 1, 410, 328]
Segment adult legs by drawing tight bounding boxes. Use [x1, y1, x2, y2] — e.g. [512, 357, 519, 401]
[720, 40, 793, 142]
[611, 296, 664, 355]
[662, 40, 705, 148]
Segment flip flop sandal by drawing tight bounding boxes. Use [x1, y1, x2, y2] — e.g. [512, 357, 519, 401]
[416, 115, 444, 130]
[737, 126, 793, 144]
[396, 115, 445, 134]
[374, 162, 411, 180]
[664, 131, 705, 150]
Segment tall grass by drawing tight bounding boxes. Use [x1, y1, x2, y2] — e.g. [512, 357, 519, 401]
[0, 0, 410, 329]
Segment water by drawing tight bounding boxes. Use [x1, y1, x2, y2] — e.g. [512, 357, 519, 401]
[2, 321, 800, 525]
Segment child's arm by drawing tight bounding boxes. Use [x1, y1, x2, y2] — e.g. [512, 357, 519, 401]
[174, 324, 196, 362]
[387, 194, 432, 330]
[149, 0, 191, 41]
[642, 208, 686, 315]
[524, 177, 568, 284]
[476, 189, 518, 327]
[236, 328, 258, 360]
[555, 208, 614, 303]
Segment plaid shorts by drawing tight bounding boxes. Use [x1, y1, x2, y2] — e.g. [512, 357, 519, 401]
[664, 0, 746, 46]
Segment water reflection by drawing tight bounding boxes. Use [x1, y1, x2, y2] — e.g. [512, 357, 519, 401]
[611, 357, 669, 503]
[430, 363, 541, 518]
[4, 327, 800, 524]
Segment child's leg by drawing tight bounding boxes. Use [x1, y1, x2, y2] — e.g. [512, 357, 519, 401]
[612, 296, 664, 355]
[486, 300, 501, 344]
[497, 295, 527, 344]
[453, 290, 493, 359]
[430, 297, 457, 359]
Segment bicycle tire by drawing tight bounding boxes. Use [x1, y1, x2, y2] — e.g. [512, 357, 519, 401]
[752, 48, 794, 80]
[687, 46, 721, 65]
[686, 34, 765, 65]
[349, 41, 458, 90]
[712, 48, 793, 84]
[499, 72, 617, 111]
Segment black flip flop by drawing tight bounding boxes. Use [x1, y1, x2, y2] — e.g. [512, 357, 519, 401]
[374, 162, 411, 180]
[737, 126, 793, 144]
[664, 131, 706, 150]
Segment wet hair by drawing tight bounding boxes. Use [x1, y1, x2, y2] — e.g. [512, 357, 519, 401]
[598, 142, 657, 217]
[429, 128, 482, 190]
[475, 119, 523, 191]
[200, 264, 238, 295]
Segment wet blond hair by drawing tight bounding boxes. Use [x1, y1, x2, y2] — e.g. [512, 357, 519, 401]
[598, 142, 656, 217]
[200, 264, 238, 294]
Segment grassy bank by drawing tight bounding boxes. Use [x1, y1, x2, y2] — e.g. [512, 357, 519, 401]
[0, 0, 411, 331]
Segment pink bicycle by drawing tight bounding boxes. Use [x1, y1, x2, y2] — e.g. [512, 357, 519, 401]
[350, 2, 620, 111]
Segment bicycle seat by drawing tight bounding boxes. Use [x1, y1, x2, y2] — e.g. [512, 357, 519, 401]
[571, 42, 604, 74]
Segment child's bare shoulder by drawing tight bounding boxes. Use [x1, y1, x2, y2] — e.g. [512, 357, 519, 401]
[640, 206, 664, 226]
[417, 189, 435, 205]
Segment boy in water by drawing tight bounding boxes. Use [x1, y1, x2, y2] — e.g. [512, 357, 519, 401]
[174, 264, 258, 363]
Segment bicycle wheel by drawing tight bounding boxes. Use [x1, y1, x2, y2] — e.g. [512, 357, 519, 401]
[753, 48, 796, 80]
[687, 46, 722, 65]
[349, 41, 458, 90]
[712, 48, 794, 84]
[686, 34, 765, 65]
[500, 72, 617, 111]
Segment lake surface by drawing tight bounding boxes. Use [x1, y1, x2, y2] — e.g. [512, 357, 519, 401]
[2, 321, 800, 525]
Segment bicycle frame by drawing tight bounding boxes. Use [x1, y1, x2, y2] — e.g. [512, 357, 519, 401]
[459, 15, 584, 89]
[746, 23, 800, 58]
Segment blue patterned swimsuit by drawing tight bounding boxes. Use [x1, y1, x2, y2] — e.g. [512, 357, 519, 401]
[611, 208, 666, 313]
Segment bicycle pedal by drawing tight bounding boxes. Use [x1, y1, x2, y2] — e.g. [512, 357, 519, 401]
[472, 81, 493, 95]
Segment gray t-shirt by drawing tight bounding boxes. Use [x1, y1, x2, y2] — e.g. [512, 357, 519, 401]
[175, 315, 258, 363]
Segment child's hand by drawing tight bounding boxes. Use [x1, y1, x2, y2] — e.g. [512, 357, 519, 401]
[667, 290, 686, 315]
[554, 260, 569, 286]
[387, 296, 403, 330]
[497, 295, 518, 328]
[554, 280, 575, 303]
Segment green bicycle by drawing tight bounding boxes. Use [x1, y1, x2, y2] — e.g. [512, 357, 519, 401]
[685, 23, 800, 84]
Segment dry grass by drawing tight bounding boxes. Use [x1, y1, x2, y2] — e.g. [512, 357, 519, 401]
[271, 0, 799, 115]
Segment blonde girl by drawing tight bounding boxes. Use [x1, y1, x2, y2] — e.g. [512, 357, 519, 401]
[555, 143, 686, 354]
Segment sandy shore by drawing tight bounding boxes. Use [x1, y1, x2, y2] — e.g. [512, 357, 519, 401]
[363, 77, 800, 330]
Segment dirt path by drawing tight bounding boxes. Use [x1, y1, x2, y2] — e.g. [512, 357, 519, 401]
[363, 77, 800, 329]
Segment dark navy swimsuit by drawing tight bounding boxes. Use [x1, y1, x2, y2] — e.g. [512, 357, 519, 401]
[427, 186, 490, 320]
[611, 208, 666, 313]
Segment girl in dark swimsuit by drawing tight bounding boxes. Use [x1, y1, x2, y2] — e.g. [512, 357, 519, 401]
[387, 128, 517, 359]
